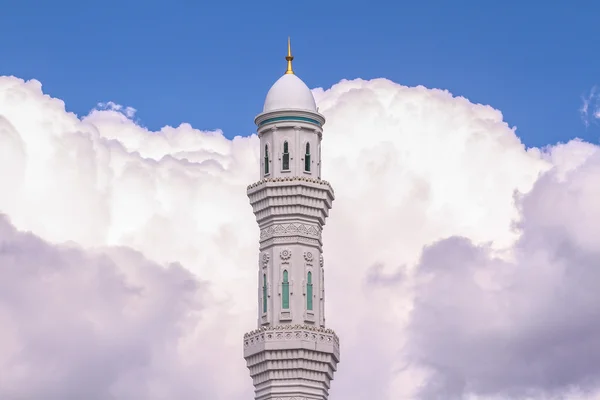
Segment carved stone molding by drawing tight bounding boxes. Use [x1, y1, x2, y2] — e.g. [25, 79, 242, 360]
[261, 252, 270, 266]
[260, 236, 321, 251]
[244, 323, 339, 343]
[319, 254, 324, 268]
[273, 398, 310, 400]
[247, 176, 333, 191]
[244, 324, 340, 364]
[304, 251, 314, 263]
[261, 223, 321, 240]
[280, 248, 292, 261]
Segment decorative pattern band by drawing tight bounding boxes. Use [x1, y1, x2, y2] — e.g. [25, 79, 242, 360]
[247, 176, 334, 192]
[244, 324, 339, 346]
[259, 236, 321, 251]
[260, 223, 321, 240]
[244, 324, 341, 364]
[258, 116, 322, 127]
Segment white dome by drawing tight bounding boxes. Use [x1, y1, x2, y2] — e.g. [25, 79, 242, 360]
[263, 74, 317, 113]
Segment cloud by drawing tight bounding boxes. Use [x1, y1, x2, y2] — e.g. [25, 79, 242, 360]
[0, 75, 599, 399]
[580, 86, 600, 127]
[95, 101, 138, 119]
[406, 147, 600, 399]
[0, 214, 220, 399]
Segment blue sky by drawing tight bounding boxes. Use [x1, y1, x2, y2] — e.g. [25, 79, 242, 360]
[1, 0, 598, 147]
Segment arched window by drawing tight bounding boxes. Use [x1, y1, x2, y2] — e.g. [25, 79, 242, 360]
[262, 274, 267, 313]
[307, 271, 313, 311]
[282, 270, 290, 309]
[304, 143, 311, 172]
[282, 141, 290, 170]
[264, 144, 270, 175]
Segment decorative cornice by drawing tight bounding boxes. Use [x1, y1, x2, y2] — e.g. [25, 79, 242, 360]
[254, 108, 326, 128]
[258, 115, 322, 127]
[243, 324, 340, 363]
[261, 223, 321, 240]
[272, 398, 310, 400]
[259, 236, 321, 251]
[247, 176, 333, 192]
[248, 179, 335, 227]
[244, 323, 338, 341]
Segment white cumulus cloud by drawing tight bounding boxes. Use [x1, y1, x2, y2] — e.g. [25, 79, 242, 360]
[0, 75, 599, 399]
[0, 214, 216, 400]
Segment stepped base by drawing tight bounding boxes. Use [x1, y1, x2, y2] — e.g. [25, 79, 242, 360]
[243, 325, 340, 400]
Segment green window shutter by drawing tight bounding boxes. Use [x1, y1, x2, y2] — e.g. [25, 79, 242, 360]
[282, 270, 289, 309]
[282, 141, 290, 170]
[262, 274, 267, 313]
[264, 144, 270, 174]
[304, 143, 311, 172]
[307, 271, 313, 311]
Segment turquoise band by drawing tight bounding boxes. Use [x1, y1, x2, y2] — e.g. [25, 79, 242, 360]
[258, 116, 322, 127]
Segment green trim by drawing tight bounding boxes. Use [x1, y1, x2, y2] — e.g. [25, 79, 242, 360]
[307, 272, 313, 311]
[282, 270, 290, 309]
[264, 144, 270, 174]
[258, 116, 321, 127]
[262, 274, 268, 313]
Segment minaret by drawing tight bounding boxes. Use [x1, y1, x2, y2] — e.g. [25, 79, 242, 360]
[243, 38, 340, 400]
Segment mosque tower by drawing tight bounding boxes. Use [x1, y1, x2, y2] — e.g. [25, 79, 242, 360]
[243, 38, 340, 400]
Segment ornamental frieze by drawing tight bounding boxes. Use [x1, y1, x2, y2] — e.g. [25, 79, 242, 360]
[260, 236, 321, 251]
[260, 223, 321, 240]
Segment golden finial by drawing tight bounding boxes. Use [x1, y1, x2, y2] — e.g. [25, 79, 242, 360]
[285, 36, 294, 75]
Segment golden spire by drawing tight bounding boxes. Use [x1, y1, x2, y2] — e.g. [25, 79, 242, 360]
[285, 36, 294, 75]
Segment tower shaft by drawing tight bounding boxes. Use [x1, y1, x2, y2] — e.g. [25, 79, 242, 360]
[243, 43, 340, 400]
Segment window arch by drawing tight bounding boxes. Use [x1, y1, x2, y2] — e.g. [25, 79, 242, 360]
[264, 144, 270, 175]
[282, 270, 290, 309]
[307, 271, 313, 311]
[304, 142, 311, 172]
[262, 274, 267, 313]
[282, 141, 290, 170]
